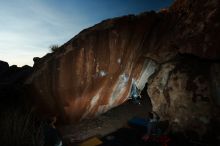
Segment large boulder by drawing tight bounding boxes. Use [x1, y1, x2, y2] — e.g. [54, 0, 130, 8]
[148, 55, 220, 135]
[26, 0, 220, 130]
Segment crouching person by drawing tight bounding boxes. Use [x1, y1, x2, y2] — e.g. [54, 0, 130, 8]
[142, 112, 161, 141]
[142, 112, 170, 146]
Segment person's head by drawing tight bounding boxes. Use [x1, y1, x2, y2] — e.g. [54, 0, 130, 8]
[46, 116, 57, 126]
[148, 112, 154, 119]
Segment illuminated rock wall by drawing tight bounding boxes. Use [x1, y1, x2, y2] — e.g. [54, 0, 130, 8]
[26, 0, 220, 126]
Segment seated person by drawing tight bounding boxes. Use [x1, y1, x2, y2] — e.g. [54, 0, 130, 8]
[44, 116, 63, 146]
[142, 112, 161, 141]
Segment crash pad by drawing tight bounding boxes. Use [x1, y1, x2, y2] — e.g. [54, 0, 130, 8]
[128, 117, 148, 129]
[79, 137, 103, 146]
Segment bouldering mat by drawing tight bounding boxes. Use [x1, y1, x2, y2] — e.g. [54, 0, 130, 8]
[128, 117, 148, 130]
[78, 137, 102, 146]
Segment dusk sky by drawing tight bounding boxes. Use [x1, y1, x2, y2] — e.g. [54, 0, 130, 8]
[0, 0, 173, 66]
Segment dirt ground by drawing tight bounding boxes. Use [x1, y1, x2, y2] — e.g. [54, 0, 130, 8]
[59, 97, 152, 144]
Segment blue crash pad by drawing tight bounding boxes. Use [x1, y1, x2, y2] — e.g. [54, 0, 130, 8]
[128, 117, 149, 129]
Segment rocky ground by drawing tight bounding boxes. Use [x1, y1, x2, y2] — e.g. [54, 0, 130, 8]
[59, 97, 152, 144]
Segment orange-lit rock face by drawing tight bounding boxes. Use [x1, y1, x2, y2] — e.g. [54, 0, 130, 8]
[27, 0, 220, 123]
[28, 49, 157, 122]
[27, 16, 159, 121]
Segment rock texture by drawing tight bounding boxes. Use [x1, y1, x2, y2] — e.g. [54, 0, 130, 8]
[148, 55, 220, 134]
[26, 0, 220, 135]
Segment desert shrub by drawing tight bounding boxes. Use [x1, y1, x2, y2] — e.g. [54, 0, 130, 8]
[50, 44, 59, 52]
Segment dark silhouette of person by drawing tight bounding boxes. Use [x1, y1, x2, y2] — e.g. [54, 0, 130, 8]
[142, 112, 160, 141]
[44, 117, 63, 146]
[130, 82, 141, 104]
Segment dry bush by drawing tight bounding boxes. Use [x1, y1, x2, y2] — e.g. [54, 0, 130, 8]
[50, 44, 59, 52]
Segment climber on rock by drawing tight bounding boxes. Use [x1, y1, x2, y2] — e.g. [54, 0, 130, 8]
[129, 80, 141, 104]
